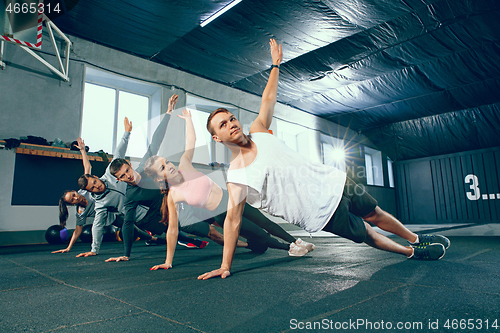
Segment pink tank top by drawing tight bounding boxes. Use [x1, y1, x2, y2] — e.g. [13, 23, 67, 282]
[170, 170, 214, 208]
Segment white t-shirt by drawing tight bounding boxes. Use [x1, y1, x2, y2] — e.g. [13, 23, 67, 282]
[227, 132, 346, 233]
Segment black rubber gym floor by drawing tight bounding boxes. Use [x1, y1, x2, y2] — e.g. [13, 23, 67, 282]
[1, 236, 499, 332]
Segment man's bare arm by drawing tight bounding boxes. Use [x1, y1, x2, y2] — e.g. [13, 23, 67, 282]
[198, 182, 247, 280]
[113, 117, 132, 160]
[178, 109, 196, 168]
[75, 138, 91, 175]
[250, 39, 283, 134]
[52, 225, 83, 253]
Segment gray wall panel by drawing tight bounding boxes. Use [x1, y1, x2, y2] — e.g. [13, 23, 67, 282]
[408, 160, 435, 223]
[365, 186, 397, 218]
[395, 147, 500, 224]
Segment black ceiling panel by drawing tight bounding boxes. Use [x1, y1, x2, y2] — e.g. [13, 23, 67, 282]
[51, 0, 500, 160]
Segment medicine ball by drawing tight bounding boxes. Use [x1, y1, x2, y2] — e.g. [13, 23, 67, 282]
[80, 224, 93, 243]
[102, 225, 117, 242]
[45, 225, 69, 245]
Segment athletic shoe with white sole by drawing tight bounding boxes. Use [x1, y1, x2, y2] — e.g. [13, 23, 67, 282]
[198, 240, 209, 249]
[288, 242, 309, 257]
[295, 238, 315, 252]
[178, 240, 209, 249]
[178, 240, 197, 248]
[409, 243, 446, 260]
[410, 233, 450, 249]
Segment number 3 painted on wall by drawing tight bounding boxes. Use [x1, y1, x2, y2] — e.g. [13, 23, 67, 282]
[465, 174, 481, 200]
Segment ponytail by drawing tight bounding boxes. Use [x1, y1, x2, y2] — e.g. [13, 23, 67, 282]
[58, 190, 72, 228]
[159, 181, 170, 224]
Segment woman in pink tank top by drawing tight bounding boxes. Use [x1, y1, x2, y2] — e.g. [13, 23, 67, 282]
[144, 109, 314, 271]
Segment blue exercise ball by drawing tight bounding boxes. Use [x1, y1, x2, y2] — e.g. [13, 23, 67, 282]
[45, 225, 69, 245]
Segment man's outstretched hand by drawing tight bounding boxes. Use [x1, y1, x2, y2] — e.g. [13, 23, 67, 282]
[167, 94, 179, 114]
[269, 38, 282, 66]
[150, 263, 172, 271]
[197, 267, 231, 280]
[124, 117, 133, 132]
[74, 137, 86, 151]
[177, 108, 191, 120]
[105, 256, 129, 262]
[52, 248, 70, 254]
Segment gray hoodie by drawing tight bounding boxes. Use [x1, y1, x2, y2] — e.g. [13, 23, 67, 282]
[90, 113, 171, 254]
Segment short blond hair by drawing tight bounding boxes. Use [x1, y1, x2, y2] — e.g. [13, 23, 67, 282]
[206, 108, 231, 136]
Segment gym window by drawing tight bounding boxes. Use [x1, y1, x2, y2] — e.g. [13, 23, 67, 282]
[364, 147, 384, 186]
[276, 119, 322, 164]
[387, 158, 395, 188]
[81, 67, 161, 158]
[275, 119, 300, 152]
[321, 136, 346, 171]
[185, 94, 233, 165]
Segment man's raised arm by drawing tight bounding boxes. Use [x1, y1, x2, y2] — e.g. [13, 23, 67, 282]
[75, 137, 91, 174]
[138, 94, 178, 170]
[113, 117, 133, 160]
[178, 109, 196, 167]
[76, 208, 107, 257]
[250, 39, 283, 134]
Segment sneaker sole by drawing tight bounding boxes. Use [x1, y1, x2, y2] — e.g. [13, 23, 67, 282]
[442, 237, 451, 250]
[178, 243, 196, 248]
[288, 245, 309, 257]
[410, 243, 446, 260]
[288, 251, 308, 257]
[433, 243, 446, 260]
[296, 241, 315, 252]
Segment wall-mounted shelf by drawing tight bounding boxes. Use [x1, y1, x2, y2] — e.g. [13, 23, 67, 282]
[0, 140, 110, 162]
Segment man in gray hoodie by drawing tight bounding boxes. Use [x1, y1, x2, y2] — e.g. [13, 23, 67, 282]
[75, 117, 148, 257]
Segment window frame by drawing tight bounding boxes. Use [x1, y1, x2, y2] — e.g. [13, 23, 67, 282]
[364, 146, 384, 186]
[82, 67, 162, 158]
[185, 93, 235, 164]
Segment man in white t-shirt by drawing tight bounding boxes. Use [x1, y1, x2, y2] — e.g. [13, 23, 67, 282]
[199, 39, 450, 280]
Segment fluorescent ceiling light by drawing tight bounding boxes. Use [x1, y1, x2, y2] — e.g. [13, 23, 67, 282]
[200, 0, 242, 27]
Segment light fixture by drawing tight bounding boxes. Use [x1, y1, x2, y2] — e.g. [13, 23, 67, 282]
[200, 0, 242, 27]
[322, 141, 346, 171]
[330, 147, 346, 163]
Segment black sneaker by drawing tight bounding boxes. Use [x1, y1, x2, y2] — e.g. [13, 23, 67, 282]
[410, 243, 445, 260]
[155, 237, 166, 245]
[411, 233, 450, 249]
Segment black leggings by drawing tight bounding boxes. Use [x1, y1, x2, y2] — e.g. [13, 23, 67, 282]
[240, 204, 296, 244]
[112, 214, 152, 240]
[212, 191, 290, 252]
[121, 208, 204, 257]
